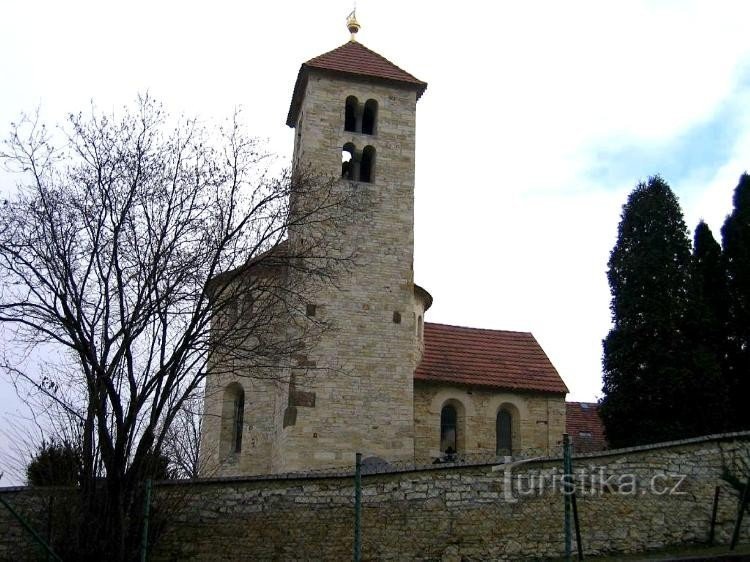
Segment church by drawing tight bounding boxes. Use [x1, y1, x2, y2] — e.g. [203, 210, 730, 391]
[200, 15, 602, 477]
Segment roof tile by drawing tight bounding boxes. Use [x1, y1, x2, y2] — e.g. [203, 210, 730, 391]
[415, 323, 568, 394]
[565, 402, 608, 453]
[287, 41, 427, 127]
[306, 41, 426, 91]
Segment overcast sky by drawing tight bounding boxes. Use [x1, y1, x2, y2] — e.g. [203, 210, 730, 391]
[1, 1, 749, 477]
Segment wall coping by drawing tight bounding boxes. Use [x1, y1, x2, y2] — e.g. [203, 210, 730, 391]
[570, 429, 750, 461]
[3, 430, 749, 493]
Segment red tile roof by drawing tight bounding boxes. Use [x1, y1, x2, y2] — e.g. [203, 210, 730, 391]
[287, 40, 427, 127]
[566, 402, 608, 453]
[306, 41, 426, 90]
[415, 323, 569, 394]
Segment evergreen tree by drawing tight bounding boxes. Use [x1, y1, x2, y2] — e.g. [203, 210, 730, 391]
[683, 221, 730, 432]
[721, 173, 750, 428]
[691, 221, 727, 341]
[600, 176, 722, 447]
[26, 439, 82, 486]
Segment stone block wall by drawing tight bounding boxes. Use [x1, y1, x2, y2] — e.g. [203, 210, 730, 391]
[273, 74, 423, 471]
[199, 71, 428, 476]
[150, 432, 750, 560]
[414, 381, 566, 460]
[4, 433, 749, 561]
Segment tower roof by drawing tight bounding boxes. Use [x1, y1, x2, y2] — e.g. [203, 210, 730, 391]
[286, 41, 427, 127]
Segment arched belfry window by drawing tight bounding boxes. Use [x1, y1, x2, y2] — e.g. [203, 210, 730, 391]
[344, 96, 378, 134]
[341, 143, 356, 180]
[341, 144, 375, 183]
[360, 146, 375, 183]
[362, 99, 378, 135]
[345, 96, 358, 133]
[496, 409, 512, 455]
[221, 382, 245, 458]
[440, 404, 458, 454]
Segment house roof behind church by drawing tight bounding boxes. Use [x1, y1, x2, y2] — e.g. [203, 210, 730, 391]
[287, 41, 427, 127]
[565, 402, 608, 453]
[415, 323, 569, 394]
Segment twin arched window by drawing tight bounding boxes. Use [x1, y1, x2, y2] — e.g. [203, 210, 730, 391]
[438, 401, 516, 458]
[344, 96, 378, 135]
[342, 143, 376, 183]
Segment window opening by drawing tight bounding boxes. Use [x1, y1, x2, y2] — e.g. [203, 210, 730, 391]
[440, 404, 458, 455]
[341, 143, 355, 180]
[233, 391, 245, 453]
[345, 96, 358, 132]
[362, 99, 378, 135]
[496, 409, 512, 455]
[360, 146, 375, 183]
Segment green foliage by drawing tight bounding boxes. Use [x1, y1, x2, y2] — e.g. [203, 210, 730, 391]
[722, 173, 750, 428]
[684, 221, 730, 431]
[26, 438, 82, 487]
[600, 176, 726, 447]
[606, 176, 692, 329]
[691, 221, 728, 341]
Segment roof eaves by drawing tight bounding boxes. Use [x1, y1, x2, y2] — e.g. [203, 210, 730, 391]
[414, 376, 568, 395]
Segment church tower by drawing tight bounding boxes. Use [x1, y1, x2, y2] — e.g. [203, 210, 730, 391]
[199, 16, 432, 476]
[274, 16, 430, 471]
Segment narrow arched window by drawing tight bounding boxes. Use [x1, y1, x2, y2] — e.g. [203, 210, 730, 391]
[440, 404, 457, 454]
[221, 383, 245, 458]
[342, 143, 356, 180]
[496, 409, 512, 455]
[362, 99, 378, 135]
[233, 391, 245, 453]
[417, 315, 423, 338]
[344, 96, 358, 132]
[360, 145, 375, 183]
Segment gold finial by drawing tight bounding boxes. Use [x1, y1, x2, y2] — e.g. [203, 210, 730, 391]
[346, 9, 360, 41]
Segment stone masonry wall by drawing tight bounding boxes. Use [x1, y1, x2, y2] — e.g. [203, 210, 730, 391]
[272, 73, 423, 472]
[200, 71, 425, 476]
[414, 381, 566, 460]
[4, 433, 750, 561]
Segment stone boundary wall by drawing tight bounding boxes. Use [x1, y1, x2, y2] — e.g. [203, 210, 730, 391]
[3, 432, 750, 561]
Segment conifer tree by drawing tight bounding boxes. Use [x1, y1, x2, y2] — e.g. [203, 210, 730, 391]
[600, 176, 720, 446]
[721, 173, 750, 428]
[691, 221, 727, 338]
[683, 221, 730, 432]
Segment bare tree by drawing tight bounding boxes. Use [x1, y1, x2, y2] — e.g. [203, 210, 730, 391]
[162, 392, 204, 479]
[0, 96, 357, 561]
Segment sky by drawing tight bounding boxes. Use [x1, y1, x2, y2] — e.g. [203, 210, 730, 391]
[1, 0, 749, 480]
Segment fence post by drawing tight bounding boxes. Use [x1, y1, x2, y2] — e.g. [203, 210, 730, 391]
[140, 479, 152, 562]
[563, 433, 572, 562]
[567, 440, 584, 561]
[709, 485, 720, 546]
[354, 452, 362, 562]
[731, 476, 750, 550]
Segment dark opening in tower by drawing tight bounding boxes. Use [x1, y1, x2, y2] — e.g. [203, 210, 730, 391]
[344, 96, 358, 133]
[360, 145, 375, 183]
[362, 99, 378, 135]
